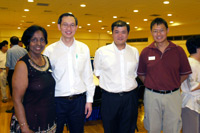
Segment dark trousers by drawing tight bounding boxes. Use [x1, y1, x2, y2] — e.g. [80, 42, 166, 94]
[101, 89, 138, 133]
[55, 94, 86, 133]
[7, 70, 14, 96]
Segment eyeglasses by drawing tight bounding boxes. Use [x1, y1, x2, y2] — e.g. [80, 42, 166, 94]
[30, 38, 46, 43]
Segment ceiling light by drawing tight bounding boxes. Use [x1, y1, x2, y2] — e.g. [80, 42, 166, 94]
[113, 16, 117, 18]
[28, 0, 34, 2]
[52, 22, 56, 24]
[126, 22, 130, 24]
[134, 26, 138, 29]
[78, 26, 82, 28]
[24, 9, 29, 12]
[88, 30, 91, 32]
[47, 25, 50, 27]
[163, 1, 169, 4]
[98, 20, 102, 23]
[80, 4, 86, 7]
[107, 31, 112, 34]
[87, 24, 91, 26]
[170, 21, 174, 23]
[143, 19, 148, 21]
[68, 12, 72, 14]
[133, 10, 139, 12]
[17, 27, 21, 29]
[167, 14, 172, 16]
[101, 27, 104, 30]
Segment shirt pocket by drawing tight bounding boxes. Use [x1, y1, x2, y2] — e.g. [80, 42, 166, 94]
[127, 62, 137, 76]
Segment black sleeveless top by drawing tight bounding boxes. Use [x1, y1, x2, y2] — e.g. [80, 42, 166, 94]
[20, 54, 56, 132]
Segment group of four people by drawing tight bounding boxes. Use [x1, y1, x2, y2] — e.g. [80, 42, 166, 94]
[9, 12, 199, 133]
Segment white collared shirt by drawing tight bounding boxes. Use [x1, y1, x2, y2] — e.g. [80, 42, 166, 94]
[0, 51, 6, 68]
[43, 38, 95, 102]
[181, 57, 200, 113]
[94, 42, 139, 93]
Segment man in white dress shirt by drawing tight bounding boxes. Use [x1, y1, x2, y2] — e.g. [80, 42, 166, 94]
[0, 41, 8, 103]
[181, 36, 200, 133]
[94, 20, 139, 133]
[43, 13, 95, 133]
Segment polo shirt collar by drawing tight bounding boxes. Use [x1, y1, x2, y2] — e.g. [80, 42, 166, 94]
[148, 40, 176, 50]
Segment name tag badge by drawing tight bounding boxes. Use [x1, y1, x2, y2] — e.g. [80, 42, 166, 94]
[148, 56, 155, 61]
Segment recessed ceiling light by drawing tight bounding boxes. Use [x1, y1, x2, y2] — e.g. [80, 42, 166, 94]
[80, 4, 86, 7]
[28, 0, 34, 2]
[68, 12, 72, 14]
[170, 21, 174, 23]
[134, 26, 138, 29]
[98, 20, 102, 23]
[113, 16, 117, 18]
[133, 10, 139, 12]
[163, 1, 169, 4]
[88, 30, 91, 32]
[107, 31, 112, 34]
[52, 22, 56, 24]
[78, 26, 82, 28]
[87, 24, 91, 26]
[17, 27, 21, 29]
[144, 19, 148, 21]
[126, 22, 130, 24]
[47, 25, 50, 27]
[101, 27, 104, 30]
[167, 14, 172, 16]
[24, 9, 29, 12]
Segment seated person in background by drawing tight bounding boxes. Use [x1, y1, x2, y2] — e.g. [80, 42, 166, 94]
[11, 25, 56, 132]
[181, 36, 200, 133]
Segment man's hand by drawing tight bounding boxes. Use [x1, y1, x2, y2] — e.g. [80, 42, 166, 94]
[85, 102, 92, 118]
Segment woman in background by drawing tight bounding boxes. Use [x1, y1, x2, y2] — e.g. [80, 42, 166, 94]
[11, 25, 56, 132]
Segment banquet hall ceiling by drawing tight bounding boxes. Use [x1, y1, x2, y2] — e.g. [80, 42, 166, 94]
[0, 0, 200, 34]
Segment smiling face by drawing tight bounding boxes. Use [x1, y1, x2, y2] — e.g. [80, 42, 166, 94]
[29, 30, 46, 55]
[112, 26, 129, 47]
[58, 16, 78, 40]
[151, 23, 169, 44]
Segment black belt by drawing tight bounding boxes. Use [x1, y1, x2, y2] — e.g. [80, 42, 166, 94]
[0, 68, 6, 70]
[146, 88, 179, 94]
[102, 89, 134, 96]
[56, 92, 85, 100]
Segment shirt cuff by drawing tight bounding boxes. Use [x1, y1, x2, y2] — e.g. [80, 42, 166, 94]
[94, 69, 101, 76]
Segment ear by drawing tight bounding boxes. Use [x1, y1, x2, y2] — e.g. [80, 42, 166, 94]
[57, 24, 61, 31]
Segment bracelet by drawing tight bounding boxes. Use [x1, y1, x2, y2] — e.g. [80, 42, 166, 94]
[20, 122, 27, 127]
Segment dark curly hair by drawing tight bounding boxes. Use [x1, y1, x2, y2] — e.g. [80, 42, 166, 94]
[21, 25, 48, 51]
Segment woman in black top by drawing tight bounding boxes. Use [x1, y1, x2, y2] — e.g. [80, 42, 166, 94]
[11, 25, 56, 132]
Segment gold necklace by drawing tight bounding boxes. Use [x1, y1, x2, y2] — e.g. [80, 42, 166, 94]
[28, 54, 49, 71]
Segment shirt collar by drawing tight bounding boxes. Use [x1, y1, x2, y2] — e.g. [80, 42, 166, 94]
[112, 42, 127, 53]
[148, 40, 177, 49]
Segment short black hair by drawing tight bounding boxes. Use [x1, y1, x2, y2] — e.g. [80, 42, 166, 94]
[2, 40, 8, 45]
[186, 36, 200, 55]
[111, 20, 130, 33]
[150, 18, 168, 30]
[58, 13, 78, 25]
[0, 42, 7, 50]
[10, 36, 19, 45]
[22, 25, 48, 51]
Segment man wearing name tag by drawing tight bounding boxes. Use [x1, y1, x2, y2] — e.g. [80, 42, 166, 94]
[137, 17, 192, 133]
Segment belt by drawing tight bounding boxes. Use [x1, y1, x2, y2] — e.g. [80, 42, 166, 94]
[56, 92, 85, 100]
[102, 89, 134, 96]
[146, 88, 179, 94]
[0, 68, 6, 70]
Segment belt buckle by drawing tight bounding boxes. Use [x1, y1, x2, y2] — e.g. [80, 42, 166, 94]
[68, 96, 74, 100]
[119, 92, 124, 96]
